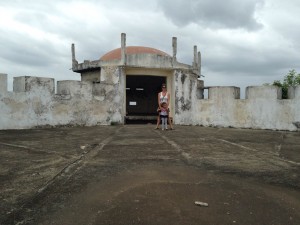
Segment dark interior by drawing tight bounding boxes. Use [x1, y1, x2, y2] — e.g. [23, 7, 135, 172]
[126, 75, 166, 123]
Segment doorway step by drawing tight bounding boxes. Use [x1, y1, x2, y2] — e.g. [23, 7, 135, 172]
[125, 115, 157, 124]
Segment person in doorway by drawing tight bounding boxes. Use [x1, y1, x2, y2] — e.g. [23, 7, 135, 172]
[160, 102, 169, 130]
[155, 83, 173, 130]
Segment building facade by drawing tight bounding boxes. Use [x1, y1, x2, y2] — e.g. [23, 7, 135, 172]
[0, 33, 299, 131]
[71, 33, 203, 124]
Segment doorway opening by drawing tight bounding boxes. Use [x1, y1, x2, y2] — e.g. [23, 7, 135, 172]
[126, 75, 166, 124]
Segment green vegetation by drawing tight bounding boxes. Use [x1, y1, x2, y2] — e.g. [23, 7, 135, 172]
[269, 69, 300, 99]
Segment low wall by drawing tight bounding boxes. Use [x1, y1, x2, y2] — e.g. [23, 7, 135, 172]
[193, 86, 300, 131]
[1, 72, 299, 131]
[0, 70, 125, 129]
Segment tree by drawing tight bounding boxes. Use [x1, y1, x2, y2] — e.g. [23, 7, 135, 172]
[272, 69, 300, 99]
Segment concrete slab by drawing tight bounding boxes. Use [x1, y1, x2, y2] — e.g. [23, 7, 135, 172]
[0, 125, 299, 224]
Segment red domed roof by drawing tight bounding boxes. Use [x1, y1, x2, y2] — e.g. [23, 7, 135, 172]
[100, 46, 170, 61]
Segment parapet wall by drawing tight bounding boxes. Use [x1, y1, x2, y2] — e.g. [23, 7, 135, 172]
[172, 71, 299, 131]
[0, 69, 125, 129]
[192, 86, 300, 131]
[1, 73, 299, 131]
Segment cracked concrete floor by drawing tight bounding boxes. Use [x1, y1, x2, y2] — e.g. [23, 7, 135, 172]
[0, 125, 299, 225]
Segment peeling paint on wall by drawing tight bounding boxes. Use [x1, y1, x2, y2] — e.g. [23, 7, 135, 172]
[0, 72, 300, 131]
[194, 86, 300, 131]
[0, 72, 124, 129]
[173, 69, 198, 124]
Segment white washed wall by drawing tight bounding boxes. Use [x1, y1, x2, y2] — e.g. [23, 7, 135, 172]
[0, 72, 299, 131]
[193, 86, 300, 131]
[0, 68, 125, 129]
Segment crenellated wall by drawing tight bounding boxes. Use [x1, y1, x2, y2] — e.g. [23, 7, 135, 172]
[0, 68, 125, 130]
[5, 33, 297, 130]
[192, 86, 300, 131]
[171, 69, 300, 131]
[0, 72, 299, 131]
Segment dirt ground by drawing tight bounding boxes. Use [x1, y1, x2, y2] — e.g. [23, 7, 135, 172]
[0, 125, 299, 225]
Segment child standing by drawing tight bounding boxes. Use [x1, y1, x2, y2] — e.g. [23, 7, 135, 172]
[160, 102, 169, 130]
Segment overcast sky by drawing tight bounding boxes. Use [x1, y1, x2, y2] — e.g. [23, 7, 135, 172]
[1, 0, 299, 97]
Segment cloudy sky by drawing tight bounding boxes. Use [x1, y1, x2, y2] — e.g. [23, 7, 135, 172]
[1, 0, 299, 97]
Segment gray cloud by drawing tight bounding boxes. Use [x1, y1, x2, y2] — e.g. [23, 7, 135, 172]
[204, 45, 298, 76]
[0, 31, 62, 67]
[0, 0, 300, 93]
[0, 0, 58, 13]
[158, 0, 264, 30]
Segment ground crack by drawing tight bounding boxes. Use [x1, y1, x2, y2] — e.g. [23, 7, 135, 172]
[3, 126, 123, 225]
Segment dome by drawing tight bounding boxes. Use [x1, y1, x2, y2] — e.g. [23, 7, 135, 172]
[100, 46, 170, 61]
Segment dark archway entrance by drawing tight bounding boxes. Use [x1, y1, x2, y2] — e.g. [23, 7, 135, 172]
[126, 75, 166, 124]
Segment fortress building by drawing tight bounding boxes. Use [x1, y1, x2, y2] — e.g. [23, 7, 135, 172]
[71, 33, 203, 123]
[0, 33, 299, 131]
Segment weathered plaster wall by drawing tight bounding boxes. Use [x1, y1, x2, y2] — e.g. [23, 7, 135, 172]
[80, 70, 100, 82]
[173, 69, 199, 124]
[126, 54, 174, 68]
[1, 72, 299, 131]
[0, 69, 124, 129]
[0, 73, 8, 94]
[193, 86, 300, 131]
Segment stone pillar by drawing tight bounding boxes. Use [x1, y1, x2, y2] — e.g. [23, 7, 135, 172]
[209, 87, 240, 100]
[295, 86, 300, 99]
[193, 45, 198, 70]
[246, 86, 282, 100]
[71, 43, 78, 69]
[121, 33, 126, 65]
[288, 86, 296, 99]
[13, 76, 55, 94]
[172, 37, 177, 63]
[57, 80, 92, 99]
[198, 51, 201, 77]
[196, 79, 204, 99]
[0, 73, 7, 94]
[288, 85, 300, 99]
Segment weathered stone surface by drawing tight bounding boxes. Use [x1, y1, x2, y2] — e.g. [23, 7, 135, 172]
[0, 75, 124, 129]
[246, 85, 282, 100]
[1, 32, 300, 131]
[0, 73, 7, 94]
[0, 73, 300, 130]
[13, 76, 54, 94]
[193, 85, 300, 131]
[0, 125, 299, 224]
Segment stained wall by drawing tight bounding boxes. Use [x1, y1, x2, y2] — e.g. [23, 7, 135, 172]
[1, 72, 299, 131]
[0, 68, 124, 129]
